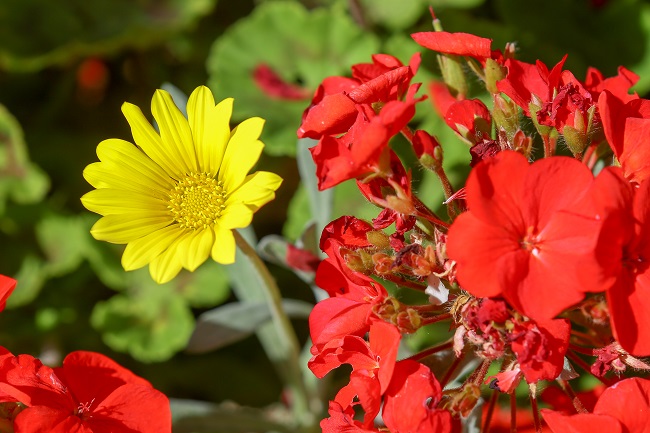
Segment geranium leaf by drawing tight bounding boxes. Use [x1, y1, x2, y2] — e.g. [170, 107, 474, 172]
[207, 1, 379, 156]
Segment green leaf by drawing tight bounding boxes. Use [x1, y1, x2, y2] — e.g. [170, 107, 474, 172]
[90, 278, 194, 362]
[171, 399, 293, 433]
[36, 214, 91, 278]
[0, 104, 49, 215]
[360, 0, 428, 30]
[5, 255, 46, 308]
[186, 299, 313, 353]
[207, 1, 380, 155]
[0, 0, 217, 72]
[178, 262, 231, 308]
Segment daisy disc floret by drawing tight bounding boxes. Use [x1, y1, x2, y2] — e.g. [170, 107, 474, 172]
[81, 86, 283, 284]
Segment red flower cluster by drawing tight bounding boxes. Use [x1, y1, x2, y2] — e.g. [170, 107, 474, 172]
[0, 273, 171, 433]
[299, 13, 650, 432]
[0, 349, 171, 433]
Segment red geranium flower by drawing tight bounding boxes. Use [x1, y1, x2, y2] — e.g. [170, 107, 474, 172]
[599, 91, 650, 184]
[0, 275, 16, 312]
[0, 350, 171, 433]
[542, 377, 650, 433]
[589, 169, 650, 356]
[446, 151, 612, 320]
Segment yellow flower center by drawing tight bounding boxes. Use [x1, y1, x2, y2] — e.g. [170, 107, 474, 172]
[168, 172, 227, 230]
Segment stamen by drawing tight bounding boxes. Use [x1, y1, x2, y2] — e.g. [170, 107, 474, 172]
[168, 172, 227, 230]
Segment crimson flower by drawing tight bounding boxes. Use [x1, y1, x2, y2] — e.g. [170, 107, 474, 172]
[382, 360, 459, 433]
[589, 169, 650, 355]
[446, 151, 612, 320]
[0, 350, 171, 433]
[542, 377, 650, 433]
[0, 275, 16, 312]
[309, 321, 401, 427]
[599, 91, 650, 184]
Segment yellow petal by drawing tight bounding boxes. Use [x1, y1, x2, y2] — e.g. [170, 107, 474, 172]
[178, 228, 214, 272]
[92, 138, 172, 190]
[83, 162, 168, 200]
[219, 202, 253, 229]
[149, 234, 188, 284]
[152, 89, 197, 174]
[210, 98, 234, 172]
[187, 86, 233, 174]
[227, 171, 283, 212]
[122, 102, 184, 179]
[211, 225, 236, 264]
[91, 213, 172, 244]
[219, 117, 265, 192]
[81, 189, 169, 215]
[121, 225, 184, 271]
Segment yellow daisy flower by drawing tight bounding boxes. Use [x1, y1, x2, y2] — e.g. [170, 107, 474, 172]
[81, 86, 283, 284]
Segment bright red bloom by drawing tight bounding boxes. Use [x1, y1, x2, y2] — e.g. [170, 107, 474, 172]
[0, 350, 171, 433]
[309, 217, 387, 350]
[309, 321, 400, 426]
[0, 275, 16, 312]
[309, 85, 423, 189]
[298, 53, 420, 140]
[589, 169, 650, 356]
[599, 91, 650, 184]
[497, 56, 567, 116]
[542, 377, 650, 433]
[446, 151, 611, 320]
[383, 360, 459, 433]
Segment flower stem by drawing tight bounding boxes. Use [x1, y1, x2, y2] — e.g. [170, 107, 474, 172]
[233, 231, 316, 429]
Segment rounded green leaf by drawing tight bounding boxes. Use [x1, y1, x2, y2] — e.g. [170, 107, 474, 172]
[207, 1, 380, 155]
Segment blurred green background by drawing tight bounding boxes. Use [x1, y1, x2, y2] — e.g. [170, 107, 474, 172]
[0, 0, 649, 425]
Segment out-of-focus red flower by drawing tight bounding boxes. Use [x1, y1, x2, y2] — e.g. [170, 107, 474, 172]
[0, 275, 16, 312]
[542, 377, 650, 433]
[383, 360, 459, 433]
[599, 91, 650, 184]
[0, 350, 171, 433]
[253, 64, 311, 100]
[446, 151, 614, 320]
[285, 244, 321, 273]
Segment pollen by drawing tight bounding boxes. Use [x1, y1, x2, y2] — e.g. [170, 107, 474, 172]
[168, 172, 227, 230]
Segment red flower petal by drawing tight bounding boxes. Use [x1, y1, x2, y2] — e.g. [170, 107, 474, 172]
[541, 410, 623, 433]
[411, 31, 492, 59]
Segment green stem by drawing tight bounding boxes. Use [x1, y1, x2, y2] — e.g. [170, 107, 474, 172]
[233, 230, 316, 430]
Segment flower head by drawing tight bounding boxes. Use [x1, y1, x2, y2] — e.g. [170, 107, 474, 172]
[82, 86, 282, 283]
[0, 350, 171, 433]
